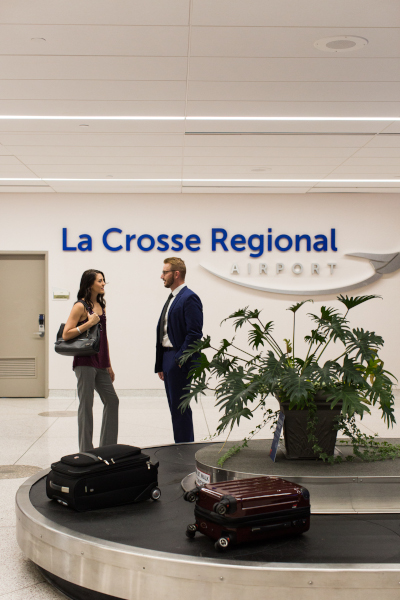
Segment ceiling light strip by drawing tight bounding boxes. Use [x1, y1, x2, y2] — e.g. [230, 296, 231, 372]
[1, 178, 400, 183]
[0, 116, 399, 121]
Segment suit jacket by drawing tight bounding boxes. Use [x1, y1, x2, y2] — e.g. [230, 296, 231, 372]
[155, 286, 203, 373]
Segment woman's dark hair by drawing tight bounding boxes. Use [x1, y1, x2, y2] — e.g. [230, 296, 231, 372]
[77, 270, 106, 310]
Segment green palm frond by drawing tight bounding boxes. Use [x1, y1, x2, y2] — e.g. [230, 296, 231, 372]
[327, 385, 371, 418]
[346, 328, 384, 363]
[180, 335, 211, 364]
[221, 307, 262, 330]
[287, 299, 313, 313]
[337, 294, 381, 311]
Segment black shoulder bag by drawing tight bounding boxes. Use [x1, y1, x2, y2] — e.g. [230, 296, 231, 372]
[55, 300, 101, 357]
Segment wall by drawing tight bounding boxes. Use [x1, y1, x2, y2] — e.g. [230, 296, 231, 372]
[1, 192, 399, 391]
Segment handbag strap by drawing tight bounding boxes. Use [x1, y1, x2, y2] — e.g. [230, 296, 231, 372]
[74, 299, 93, 314]
[74, 300, 102, 332]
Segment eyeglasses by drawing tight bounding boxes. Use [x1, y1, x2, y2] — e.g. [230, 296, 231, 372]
[161, 270, 175, 275]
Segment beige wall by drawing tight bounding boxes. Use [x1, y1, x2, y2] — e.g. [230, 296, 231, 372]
[1, 192, 399, 390]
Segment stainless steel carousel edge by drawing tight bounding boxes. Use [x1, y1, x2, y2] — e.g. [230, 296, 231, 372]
[16, 470, 400, 600]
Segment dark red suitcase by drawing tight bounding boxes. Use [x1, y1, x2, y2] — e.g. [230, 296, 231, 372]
[184, 476, 310, 551]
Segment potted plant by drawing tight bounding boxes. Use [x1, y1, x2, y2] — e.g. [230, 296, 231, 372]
[179, 295, 398, 464]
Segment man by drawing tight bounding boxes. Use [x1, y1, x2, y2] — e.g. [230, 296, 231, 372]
[155, 257, 203, 443]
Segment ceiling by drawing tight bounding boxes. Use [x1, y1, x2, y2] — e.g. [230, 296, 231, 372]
[0, 0, 399, 194]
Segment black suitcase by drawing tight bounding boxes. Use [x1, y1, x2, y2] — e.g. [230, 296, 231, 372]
[46, 444, 160, 511]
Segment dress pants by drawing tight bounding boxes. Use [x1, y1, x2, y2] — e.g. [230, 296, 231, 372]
[75, 366, 119, 452]
[162, 350, 194, 443]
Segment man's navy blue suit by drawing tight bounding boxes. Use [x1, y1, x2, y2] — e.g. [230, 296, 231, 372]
[155, 286, 203, 443]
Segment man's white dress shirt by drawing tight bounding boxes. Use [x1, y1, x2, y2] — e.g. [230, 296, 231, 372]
[162, 283, 187, 347]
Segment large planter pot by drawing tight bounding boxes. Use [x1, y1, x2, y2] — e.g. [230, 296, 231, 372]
[279, 395, 342, 460]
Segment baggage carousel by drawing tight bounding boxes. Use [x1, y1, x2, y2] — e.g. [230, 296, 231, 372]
[16, 443, 400, 600]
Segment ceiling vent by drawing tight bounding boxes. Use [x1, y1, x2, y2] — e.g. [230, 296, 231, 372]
[314, 36, 368, 53]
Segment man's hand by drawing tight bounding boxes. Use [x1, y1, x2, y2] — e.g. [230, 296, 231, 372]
[158, 371, 164, 381]
[107, 367, 115, 382]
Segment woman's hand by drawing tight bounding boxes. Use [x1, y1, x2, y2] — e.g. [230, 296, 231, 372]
[107, 367, 115, 382]
[88, 312, 100, 327]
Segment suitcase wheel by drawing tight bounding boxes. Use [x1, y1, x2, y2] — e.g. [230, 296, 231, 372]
[186, 523, 197, 539]
[214, 537, 230, 552]
[213, 501, 227, 515]
[151, 487, 161, 501]
[184, 489, 199, 503]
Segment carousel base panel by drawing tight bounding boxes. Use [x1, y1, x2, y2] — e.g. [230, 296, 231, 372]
[16, 443, 400, 600]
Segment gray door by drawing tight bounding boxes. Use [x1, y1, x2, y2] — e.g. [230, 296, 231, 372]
[0, 254, 46, 397]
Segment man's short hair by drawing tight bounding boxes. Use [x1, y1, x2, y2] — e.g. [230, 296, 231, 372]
[164, 257, 186, 278]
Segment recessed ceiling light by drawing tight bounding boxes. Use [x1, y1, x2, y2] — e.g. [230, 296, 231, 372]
[79, 124, 89, 127]
[314, 36, 368, 53]
[30, 37, 46, 43]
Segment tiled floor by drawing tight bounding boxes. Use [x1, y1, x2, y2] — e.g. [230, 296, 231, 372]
[1, 391, 400, 599]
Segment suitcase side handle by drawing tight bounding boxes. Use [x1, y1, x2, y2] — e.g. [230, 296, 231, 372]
[49, 480, 70, 494]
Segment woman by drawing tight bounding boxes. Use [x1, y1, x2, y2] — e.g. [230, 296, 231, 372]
[63, 269, 119, 452]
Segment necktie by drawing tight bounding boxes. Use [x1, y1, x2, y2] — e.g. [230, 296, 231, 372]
[159, 293, 174, 344]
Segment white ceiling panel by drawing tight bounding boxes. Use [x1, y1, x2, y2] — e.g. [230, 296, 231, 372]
[379, 123, 400, 134]
[187, 82, 400, 102]
[48, 183, 183, 194]
[0, 25, 189, 57]
[183, 147, 357, 158]
[191, 0, 400, 28]
[330, 165, 400, 174]
[0, 164, 40, 175]
[1, 1, 190, 26]
[5, 146, 185, 157]
[0, 156, 23, 165]
[307, 187, 400, 193]
[21, 156, 183, 166]
[355, 148, 400, 158]
[0, 121, 186, 134]
[189, 57, 400, 82]
[186, 101, 400, 118]
[182, 185, 311, 193]
[185, 120, 384, 134]
[0, 100, 186, 116]
[0, 0, 397, 194]
[181, 166, 333, 175]
[0, 146, 15, 156]
[182, 156, 343, 166]
[313, 181, 400, 188]
[183, 134, 374, 148]
[0, 184, 54, 192]
[0, 134, 185, 147]
[28, 166, 184, 176]
[363, 136, 400, 148]
[190, 27, 400, 58]
[341, 157, 400, 166]
[0, 57, 188, 81]
[0, 81, 187, 102]
[183, 186, 310, 194]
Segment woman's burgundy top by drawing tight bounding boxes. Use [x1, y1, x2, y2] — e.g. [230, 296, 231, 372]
[73, 312, 111, 370]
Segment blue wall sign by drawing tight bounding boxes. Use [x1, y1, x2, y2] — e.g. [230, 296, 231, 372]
[62, 227, 337, 255]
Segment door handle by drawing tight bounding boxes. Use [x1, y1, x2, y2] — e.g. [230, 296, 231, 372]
[36, 314, 45, 337]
